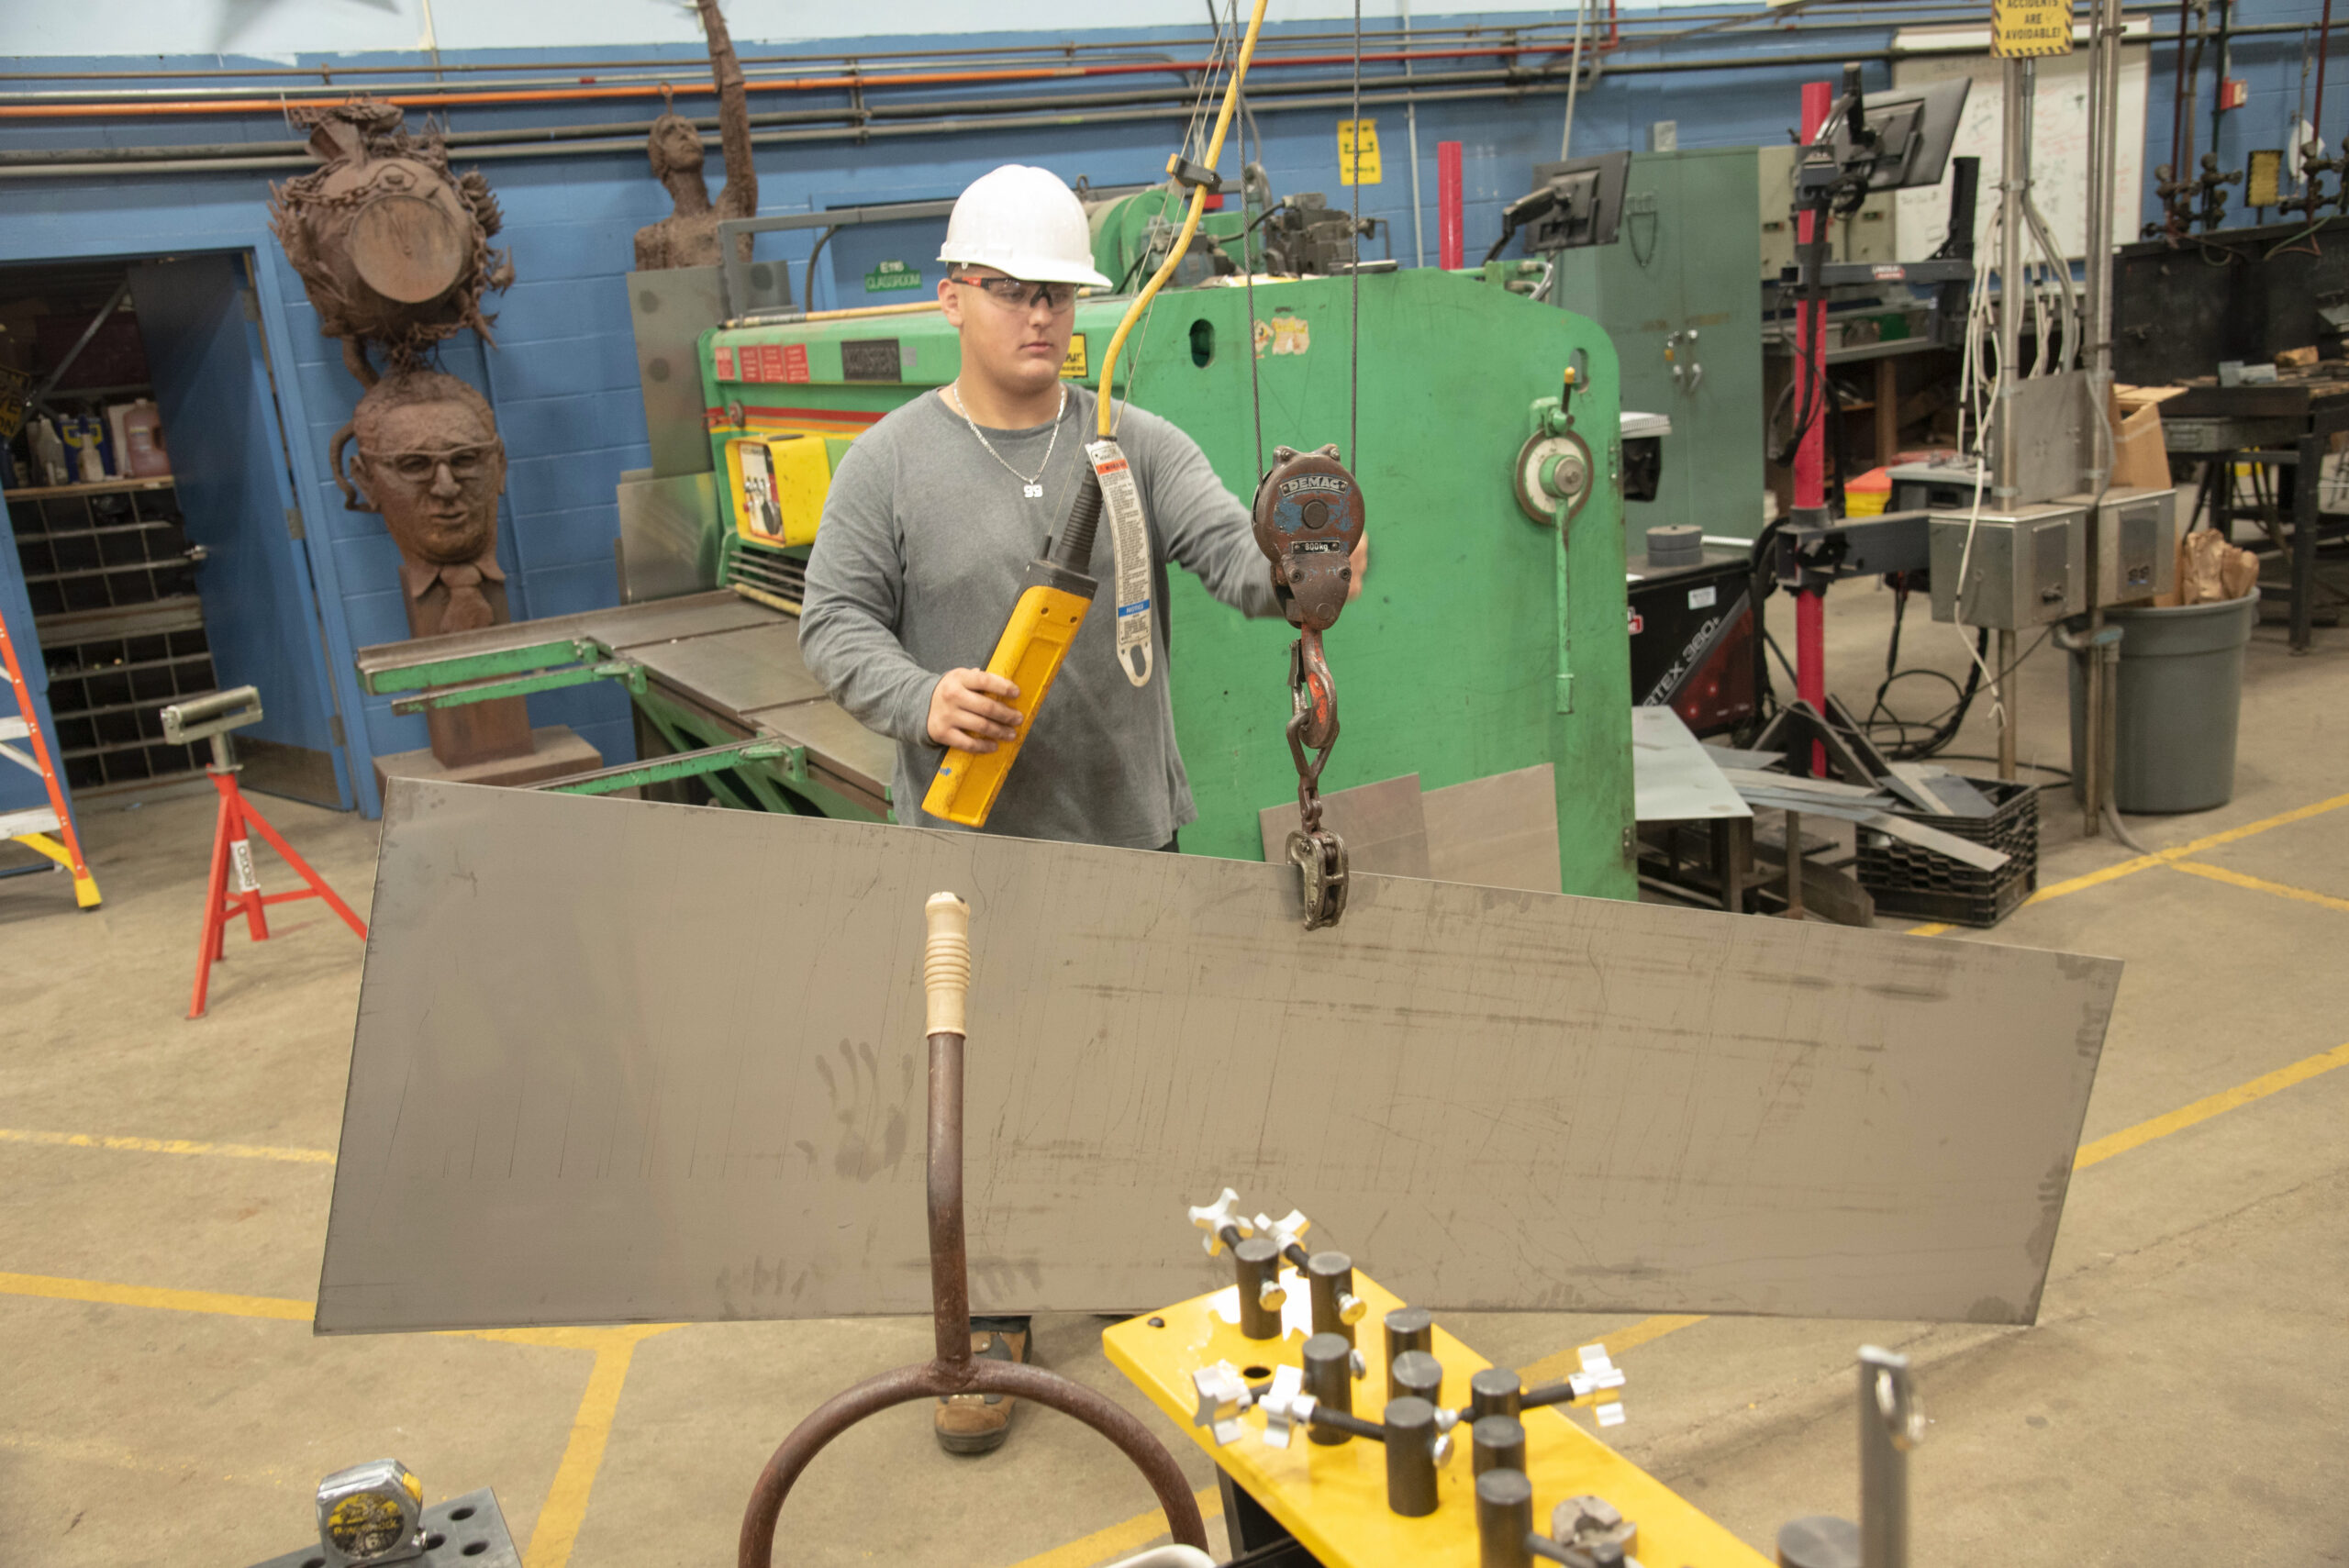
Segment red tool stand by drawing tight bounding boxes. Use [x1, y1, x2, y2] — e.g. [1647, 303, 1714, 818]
[163, 687, 366, 1019]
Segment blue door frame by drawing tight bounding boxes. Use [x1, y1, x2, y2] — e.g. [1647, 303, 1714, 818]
[0, 228, 384, 818]
[0, 472, 76, 845]
[129, 252, 353, 808]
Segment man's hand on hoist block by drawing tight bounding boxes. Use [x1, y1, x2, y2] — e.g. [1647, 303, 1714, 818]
[1347, 533, 1368, 602]
[929, 668, 1023, 754]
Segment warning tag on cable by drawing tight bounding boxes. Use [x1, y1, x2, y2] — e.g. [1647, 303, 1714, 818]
[1087, 438, 1154, 687]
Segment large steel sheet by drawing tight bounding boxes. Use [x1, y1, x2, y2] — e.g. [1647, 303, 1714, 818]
[629, 622, 825, 715]
[740, 696, 897, 803]
[352, 592, 778, 684]
[319, 782, 2121, 1334]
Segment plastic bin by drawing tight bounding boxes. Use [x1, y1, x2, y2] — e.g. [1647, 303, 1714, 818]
[2068, 592, 2256, 814]
[1855, 776, 2040, 928]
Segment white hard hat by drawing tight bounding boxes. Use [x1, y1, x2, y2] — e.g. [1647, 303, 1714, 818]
[939, 164, 1115, 289]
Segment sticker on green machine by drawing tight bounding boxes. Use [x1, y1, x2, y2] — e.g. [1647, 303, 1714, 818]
[864, 261, 925, 294]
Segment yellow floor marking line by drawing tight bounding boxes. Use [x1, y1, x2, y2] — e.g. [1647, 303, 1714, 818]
[523, 1324, 681, 1568]
[0, 1270, 313, 1321]
[2030, 789, 2349, 903]
[0, 1127, 334, 1163]
[2075, 1040, 2349, 1171]
[14, 1021, 2349, 1568]
[2166, 860, 2349, 914]
[0, 1268, 672, 1568]
[997, 1486, 1223, 1568]
[1897, 789, 2349, 942]
[1517, 1314, 1710, 1386]
[999, 1028, 2349, 1568]
[1898, 788, 2349, 948]
[0, 1272, 655, 1353]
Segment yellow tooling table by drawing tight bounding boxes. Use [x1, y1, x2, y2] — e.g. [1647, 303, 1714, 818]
[1105, 1270, 1770, 1568]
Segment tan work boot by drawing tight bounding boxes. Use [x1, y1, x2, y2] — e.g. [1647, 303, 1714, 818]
[934, 1325, 1029, 1455]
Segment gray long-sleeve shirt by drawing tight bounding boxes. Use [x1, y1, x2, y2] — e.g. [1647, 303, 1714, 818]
[799, 384, 1280, 849]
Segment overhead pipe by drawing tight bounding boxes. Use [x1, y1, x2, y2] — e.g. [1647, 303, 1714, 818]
[0, 43, 1648, 119]
[0, 27, 2256, 181]
[0, 61, 1675, 167]
[0, 5, 2294, 106]
[0, 2, 2112, 120]
[0, 3, 1985, 94]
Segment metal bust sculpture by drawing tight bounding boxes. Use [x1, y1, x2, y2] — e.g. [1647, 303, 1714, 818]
[334, 373, 509, 639]
[333, 372, 533, 765]
[271, 100, 572, 778]
[270, 100, 514, 387]
[634, 0, 759, 270]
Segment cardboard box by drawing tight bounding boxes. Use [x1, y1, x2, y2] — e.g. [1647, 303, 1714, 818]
[2111, 384, 2185, 492]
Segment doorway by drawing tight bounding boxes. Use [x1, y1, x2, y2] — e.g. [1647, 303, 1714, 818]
[0, 250, 351, 835]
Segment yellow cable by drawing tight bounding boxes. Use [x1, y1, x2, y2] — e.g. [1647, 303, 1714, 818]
[1096, 0, 1272, 437]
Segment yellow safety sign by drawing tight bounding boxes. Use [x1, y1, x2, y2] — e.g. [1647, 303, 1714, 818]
[1991, 0, 2073, 57]
[2247, 148, 2283, 208]
[1061, 333, 1088, 379]
[1338, 118, 1382, 185]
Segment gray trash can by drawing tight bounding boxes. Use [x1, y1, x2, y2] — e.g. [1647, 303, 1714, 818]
[2068, 592, 2257, 814]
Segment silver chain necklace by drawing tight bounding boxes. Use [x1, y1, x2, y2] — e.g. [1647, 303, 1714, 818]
[946, 384, 1065, 500]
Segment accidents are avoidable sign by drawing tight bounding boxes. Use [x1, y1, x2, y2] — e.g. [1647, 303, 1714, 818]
[1991, 0, 2074, 57]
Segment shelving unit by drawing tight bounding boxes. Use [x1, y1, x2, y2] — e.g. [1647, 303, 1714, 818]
[6, 477, 215, 791]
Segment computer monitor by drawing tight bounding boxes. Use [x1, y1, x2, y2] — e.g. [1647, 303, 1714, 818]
[1522, 151, 1634, 250]
[1813, 75, 1970, 194]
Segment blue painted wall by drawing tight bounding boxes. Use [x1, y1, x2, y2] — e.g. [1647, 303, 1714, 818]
[4, 6, 2336, 814]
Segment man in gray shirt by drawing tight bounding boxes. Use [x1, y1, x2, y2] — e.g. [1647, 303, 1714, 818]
[800, 381, 1285, 847]
[802, 166, 1318, 848]
[800, 164, 1359, 1456]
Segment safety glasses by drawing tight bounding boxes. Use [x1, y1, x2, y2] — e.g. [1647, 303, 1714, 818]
[379, 443, 501, 484]
[949, 273, 1079, 312]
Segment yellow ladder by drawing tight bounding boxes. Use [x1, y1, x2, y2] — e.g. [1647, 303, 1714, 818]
[0, 607, 99, 909]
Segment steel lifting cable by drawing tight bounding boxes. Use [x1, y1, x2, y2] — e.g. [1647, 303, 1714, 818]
[1351, 0, 1363, 470]
[1238, 0, 1266, 479]
[1097, 0, 1271, 440]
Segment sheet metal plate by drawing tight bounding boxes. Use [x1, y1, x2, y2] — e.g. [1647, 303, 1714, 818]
[629, 621, 826, 715]
[1256, 773, 1431, 878]
[353, 592, 779, 682]
[318, 782, 2121, 1333]
[1631, 706, 1751, 823]
[617, 469, 720, 605]
[741, 696, 897, 800]
[1422, 764, 1562, 894]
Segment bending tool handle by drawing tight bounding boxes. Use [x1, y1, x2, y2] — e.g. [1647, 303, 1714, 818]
[924, 893, 971, 1039]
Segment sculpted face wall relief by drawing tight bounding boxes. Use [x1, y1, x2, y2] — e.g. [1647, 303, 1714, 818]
[336, 372, 510, 639]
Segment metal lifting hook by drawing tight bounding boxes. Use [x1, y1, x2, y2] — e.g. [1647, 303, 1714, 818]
[1252, 444, 1365, 930]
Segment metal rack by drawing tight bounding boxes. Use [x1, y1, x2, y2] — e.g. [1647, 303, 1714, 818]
[6, 476, 215, 790]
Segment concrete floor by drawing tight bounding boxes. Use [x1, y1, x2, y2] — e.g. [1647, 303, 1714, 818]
[4, 581, 2344, 1568]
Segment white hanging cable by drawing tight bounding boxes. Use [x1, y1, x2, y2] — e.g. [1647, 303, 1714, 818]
[1953, 204, 2009, 729]
[1558, 0, 1596, 161]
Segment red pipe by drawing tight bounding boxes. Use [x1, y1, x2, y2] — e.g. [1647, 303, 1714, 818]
[0, 41, 1620, 120]
[1438, 139, 1464, 268]
[1795, 79, 1831, 777]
